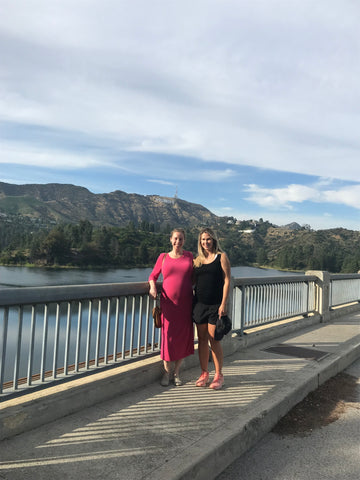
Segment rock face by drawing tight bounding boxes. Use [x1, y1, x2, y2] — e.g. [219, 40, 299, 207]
[0, 182, 218, 227]
[282, 222, 302, 230]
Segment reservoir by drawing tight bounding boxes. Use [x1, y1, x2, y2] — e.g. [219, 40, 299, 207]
[0, 265, 300, 289]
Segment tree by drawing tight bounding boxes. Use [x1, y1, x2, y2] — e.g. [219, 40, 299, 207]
[341, 255, 359, 273]
[256, 248, 268, 266]
[79, 220, 93, 245]
[139, 242, 149, 264]
[42, 230, 70, 264]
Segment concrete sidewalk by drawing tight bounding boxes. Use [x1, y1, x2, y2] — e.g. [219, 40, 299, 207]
[0, 313, 359, 480]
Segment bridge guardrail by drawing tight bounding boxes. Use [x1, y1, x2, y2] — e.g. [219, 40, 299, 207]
[1, 271, 359, 398]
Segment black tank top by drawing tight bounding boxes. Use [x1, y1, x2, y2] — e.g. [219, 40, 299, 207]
[194, 254, 224, 305]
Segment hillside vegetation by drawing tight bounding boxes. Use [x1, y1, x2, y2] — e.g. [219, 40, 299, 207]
[0, 182, 359, 272]
[1, 214, 359, 273]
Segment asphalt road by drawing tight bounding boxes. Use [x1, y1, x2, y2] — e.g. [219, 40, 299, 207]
[216, 358, 360, 480]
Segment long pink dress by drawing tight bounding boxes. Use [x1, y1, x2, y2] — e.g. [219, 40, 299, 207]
[149, 251, 194, 361]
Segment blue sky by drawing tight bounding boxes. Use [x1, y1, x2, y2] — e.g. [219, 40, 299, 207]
[1, 0, 360, 230]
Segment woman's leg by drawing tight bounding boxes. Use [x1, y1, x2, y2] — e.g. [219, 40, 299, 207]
[208, 324, 223, 375]
[173, 358, 183, 376]
[163, 360, 173, 373]
[160, 360, 173, 386]
[173, 358, 184, 385]
[196, 323, 210, 372]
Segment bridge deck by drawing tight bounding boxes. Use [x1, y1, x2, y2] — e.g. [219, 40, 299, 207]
[0, 313, 359, 480]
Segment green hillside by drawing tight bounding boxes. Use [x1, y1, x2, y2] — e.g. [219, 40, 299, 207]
[1, 214, 359, 273]
[0, 182, 358, 272]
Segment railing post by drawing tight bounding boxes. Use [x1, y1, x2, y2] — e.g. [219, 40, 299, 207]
[306, 270, 331, 322]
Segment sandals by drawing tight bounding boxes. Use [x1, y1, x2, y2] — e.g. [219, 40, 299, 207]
[196, 371, 210, 387]
[173, 374, 182, 386]
[161, 372, 183, 386]
[209, 373, 224, 390]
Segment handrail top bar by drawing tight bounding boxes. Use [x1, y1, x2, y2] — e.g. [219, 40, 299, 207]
[233, 274, 317, 287]
[0, 281, 156, 307]
[0, 275, 317, 307]
[330, 273, 360, 280]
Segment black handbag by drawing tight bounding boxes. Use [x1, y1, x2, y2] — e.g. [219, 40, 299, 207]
[214, 315, 232, 341]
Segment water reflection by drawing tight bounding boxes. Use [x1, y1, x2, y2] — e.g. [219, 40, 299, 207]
[0, 266, 154, 288]
[0, 265, 300, 288]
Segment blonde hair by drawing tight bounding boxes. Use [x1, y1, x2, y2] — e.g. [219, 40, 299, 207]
[194, 227, 223, 267]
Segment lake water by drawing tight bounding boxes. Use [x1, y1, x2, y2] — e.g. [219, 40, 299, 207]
[0, 265, 301, 288]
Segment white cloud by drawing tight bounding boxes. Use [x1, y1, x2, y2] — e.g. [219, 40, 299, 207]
[244, 184, 320, 209]
[244, 182, 360, 211]
[147, 179, 175, 186]
[0, 141, 106, 169]
[323, 185, 360, 209]
[1, 0, 360, 183]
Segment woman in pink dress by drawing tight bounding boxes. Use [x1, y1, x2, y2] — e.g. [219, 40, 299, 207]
[149, 228, 194, 386]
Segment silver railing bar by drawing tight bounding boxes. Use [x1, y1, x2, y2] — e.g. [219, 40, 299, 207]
[0, 307, 8, 394]
[0, 282, 150, 307]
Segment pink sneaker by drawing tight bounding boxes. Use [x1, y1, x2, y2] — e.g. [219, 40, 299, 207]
[195, 371, 209, 387]
[209, 373, 224, 390]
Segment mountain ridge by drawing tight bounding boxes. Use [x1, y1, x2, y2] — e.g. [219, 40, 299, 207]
[1, 182, 359, 273]
[0, 181, 218, 227]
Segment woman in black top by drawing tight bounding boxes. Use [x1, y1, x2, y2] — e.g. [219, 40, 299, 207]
[193, 228, 231, 390]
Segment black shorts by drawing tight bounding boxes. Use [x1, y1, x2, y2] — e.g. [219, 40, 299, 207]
[193, 302, 219, 325]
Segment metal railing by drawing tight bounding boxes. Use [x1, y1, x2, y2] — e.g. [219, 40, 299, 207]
[330, 273, 360, 308]
[1, 272, 359, 398]
[232, 275, 317, 333]
[0, 282, 160, 397]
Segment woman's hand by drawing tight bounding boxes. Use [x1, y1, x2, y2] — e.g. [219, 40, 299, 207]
[218, 303, 227, 318]
[149, 282, 157, 300]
